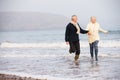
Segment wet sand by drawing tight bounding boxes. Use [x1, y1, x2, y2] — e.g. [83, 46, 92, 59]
[0, 74, 47, 80]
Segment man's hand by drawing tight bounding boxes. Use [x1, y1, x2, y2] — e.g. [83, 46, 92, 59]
[66, 42, 69, 45]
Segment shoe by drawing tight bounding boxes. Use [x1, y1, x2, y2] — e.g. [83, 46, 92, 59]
[74, 55, 79, 61]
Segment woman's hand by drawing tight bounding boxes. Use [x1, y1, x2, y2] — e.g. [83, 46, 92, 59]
[88, 32, 91, 35]
[105, 31, 108, 34]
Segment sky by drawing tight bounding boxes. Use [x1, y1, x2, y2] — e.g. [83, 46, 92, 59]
[0, 0, 120, 29]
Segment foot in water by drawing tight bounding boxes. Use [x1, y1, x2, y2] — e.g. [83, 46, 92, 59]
[74, 55, 79, 61]
[90, 57, 94, 61]
[90, 57, 98, 62]
[95, 58, 98, 61]
[74, 60, 79, 66]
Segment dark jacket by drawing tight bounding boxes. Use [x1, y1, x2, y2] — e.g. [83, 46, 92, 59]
[65, 23, 88, 42]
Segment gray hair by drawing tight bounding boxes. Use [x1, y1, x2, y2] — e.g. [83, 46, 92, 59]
[71, 15, 77, 20]
[90, 16, 96, 20]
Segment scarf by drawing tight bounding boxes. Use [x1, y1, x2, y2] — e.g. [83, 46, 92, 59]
[71, 21, 80, 34]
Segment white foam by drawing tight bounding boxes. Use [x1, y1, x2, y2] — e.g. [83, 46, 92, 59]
[0, 53, 120, 58]
[0, 40, 120, 48]
[0, 42, 67, 48]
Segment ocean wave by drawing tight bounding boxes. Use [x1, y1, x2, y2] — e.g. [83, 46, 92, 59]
[0, 40, 120, 48]
[1, 53, 120, 58]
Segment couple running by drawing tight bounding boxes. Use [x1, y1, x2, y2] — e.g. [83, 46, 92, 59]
[65, 15, 108, 61]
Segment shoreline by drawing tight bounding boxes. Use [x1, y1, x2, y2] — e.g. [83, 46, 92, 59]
[0, 57, 120, 80]
[0, 73, 47, 80]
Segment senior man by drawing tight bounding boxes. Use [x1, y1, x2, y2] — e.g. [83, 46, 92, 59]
[65, 15, 89, 61]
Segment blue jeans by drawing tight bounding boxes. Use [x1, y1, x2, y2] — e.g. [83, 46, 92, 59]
[89, 40, 99, 61]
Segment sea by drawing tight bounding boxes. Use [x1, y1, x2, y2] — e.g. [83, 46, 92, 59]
[0, 28, 120, 80]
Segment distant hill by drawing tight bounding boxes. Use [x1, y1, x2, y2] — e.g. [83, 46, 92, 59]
[0, 12, 69, 31]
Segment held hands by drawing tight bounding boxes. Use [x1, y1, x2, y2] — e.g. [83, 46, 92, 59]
[88, 32, 91, 35]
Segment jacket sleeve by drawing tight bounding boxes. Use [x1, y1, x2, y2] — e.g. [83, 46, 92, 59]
[78, 24, 89, 34]
[65, 24, 70, 42]
[80, 27, 89, 34]
[99, 26, 108, 33]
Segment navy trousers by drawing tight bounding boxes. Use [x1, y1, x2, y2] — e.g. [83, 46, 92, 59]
[69, 41, 80, 55]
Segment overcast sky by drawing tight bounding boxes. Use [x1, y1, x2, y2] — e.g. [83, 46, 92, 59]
[0, 0, 120, 29]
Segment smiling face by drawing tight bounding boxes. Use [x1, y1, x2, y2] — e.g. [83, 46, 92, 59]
[91, 16, 96, 23]
[71, 15, 78, 23]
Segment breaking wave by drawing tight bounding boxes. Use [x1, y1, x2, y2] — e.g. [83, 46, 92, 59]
[0, 40, 120, 48]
